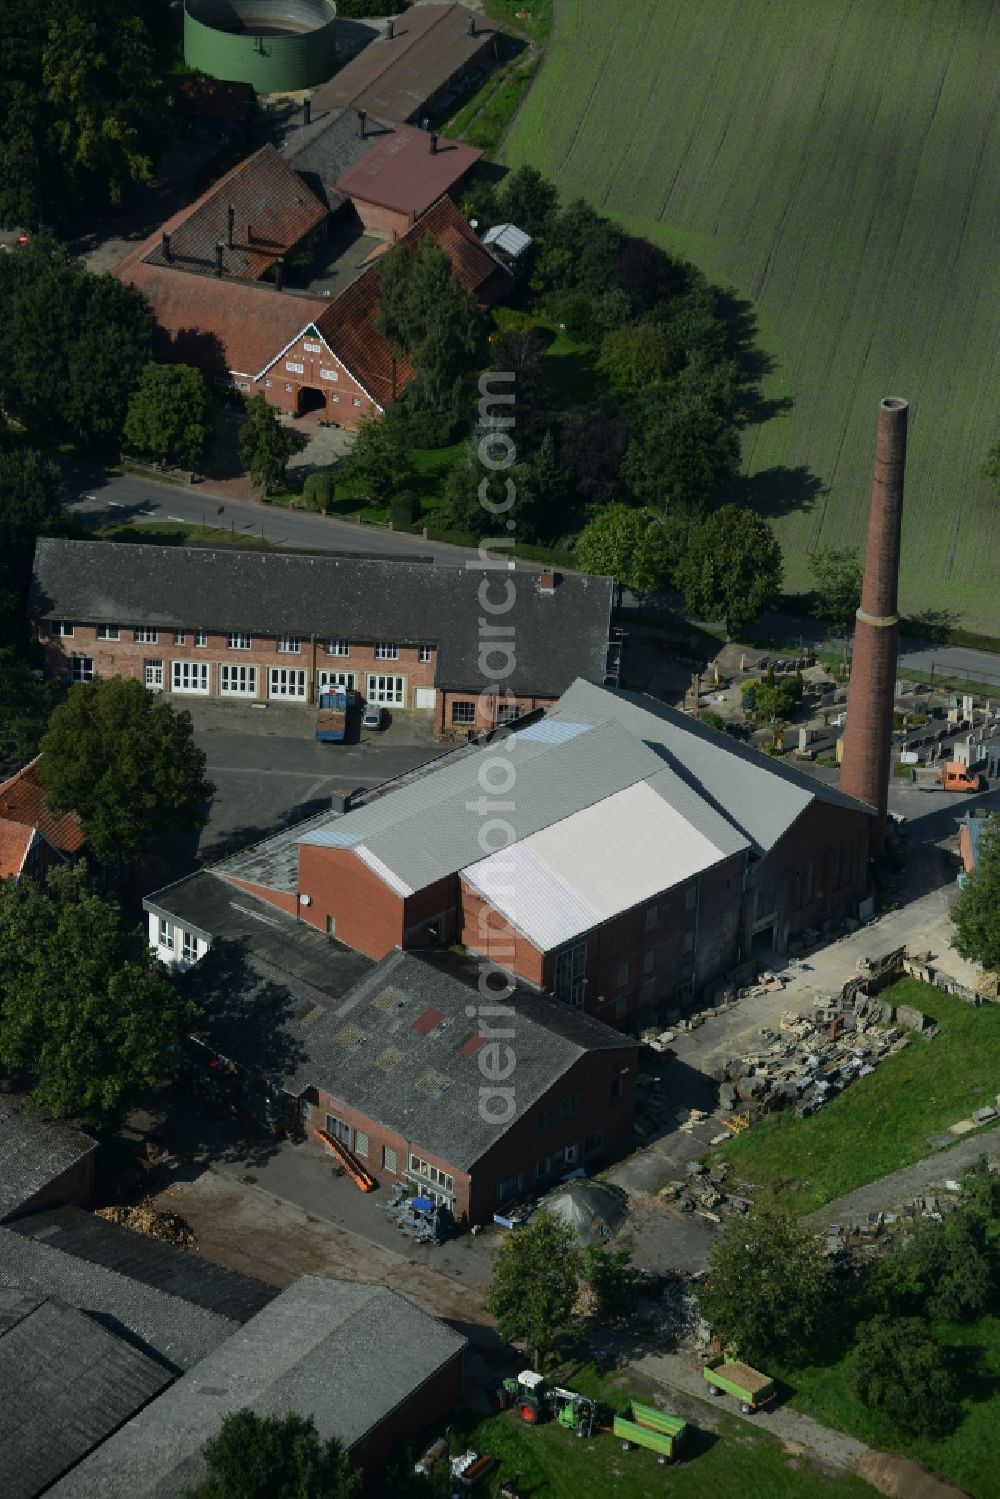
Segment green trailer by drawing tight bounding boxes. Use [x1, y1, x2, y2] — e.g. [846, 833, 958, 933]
[613, 1402, 686, 1462]
[703, 1355, 776, 1413]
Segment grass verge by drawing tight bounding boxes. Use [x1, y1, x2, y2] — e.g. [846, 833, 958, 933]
[712, 979, 1000, 1216]
[441, 1364, 876, 1499]
[97, 522, 274, 550]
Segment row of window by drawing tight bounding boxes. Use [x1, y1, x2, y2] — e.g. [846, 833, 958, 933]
[537, 1092, 582, 1133]
[450, 700, 521, 727]
[408, 1154, 455, 1194]
[66, 658, 397, 700]
[53, 622, 432, 661]
[157, 917, 198, 962]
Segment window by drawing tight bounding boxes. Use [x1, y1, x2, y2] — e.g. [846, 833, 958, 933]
[265, 378, 272, 389]
[326, 916, 336, 936]
[639, 979, 656, 1006]
[158, 918, 174, 951]
[644, 904, 658, 933]
[269, 667, 307, 699]
[284, 383, 293, 393]
[318, 669, 356, 692]
[354, 1130, 368, 1158]
[554, 942, 586, 1008]
[382, 1145, 398, 1172]
[320, 368, 338, 381]
[418, 644, 432, 663]
[683, 929, 695, 953]
[642, 950, 655, 975]
[276, 635, 300, 654]
[552, 1143, 577, 1170]
[96, 625, 119, 641]
[50, 620, 74, 637]
[611, 1075, 625, 1102]
[685, 884, 698, 910]
[171, 660, 209, 694]
[227, 632, 251, 650]
[286, 361, 304, 374]
[144, 659, 163, 689]
[366, 673, 405, 705]
[134, 627, 158, 644]
[496, 1173, 523, 1204]
[173, 631, 187, 646]
[352, 397, 362, 407]
[408, 1155, 455, 1194]
[614, 996, 628, 1020]
[304, 341, 321, 353]
[615, 962, 629, 988]
[71, 656, 94, 682]
[326, 639, 349, 656]
[496, 702, 519, 725]
[451, 700, 476, 726]
[181, 930, 197, 962]
[375, 642, 398, 660]
[584, 1128, 604, 1156]
[534, 1157, 550, 1181]
[330, 393, 340, 403]
[195, 629, 208, 648]
[219, 664, 258, 697]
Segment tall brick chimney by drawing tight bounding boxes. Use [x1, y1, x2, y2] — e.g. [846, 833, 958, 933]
[839, 396, 908, 855]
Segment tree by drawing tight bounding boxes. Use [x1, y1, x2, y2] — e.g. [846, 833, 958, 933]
[808, 545, 863, 635]
[621, 363, 740, 519]
[486, 1212, 583, 1370]
[497, 164, 558, 239]
[614, 237, 685, 315]
[699, 1203, 833, 1364]
[0, 863, 191, 1129]
[187, 1409, 359, 1499]
[852, 1316, 958, 1438]
[377, 238, 483, 429]
[38, 677, 213, 867]
[741, 669, 804, 724]
[951, 815, 1000, 972]
[576, 503, 673, 594]
[124, 364, 213, 470]
[0, 645, 61, 770]
[599, 324, 680, 390]
[876, 1192, 996, 1326]
[515, 430, 571, 542]
[582, 1244, 643, 1321]
[239, 395, 293, 500]
[0, 446, 65, 607]
[341, 412, 410, 508]
[675, 506, 784, 637]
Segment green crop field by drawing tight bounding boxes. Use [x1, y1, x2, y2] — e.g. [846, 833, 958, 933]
[505, 0, 1000, 632]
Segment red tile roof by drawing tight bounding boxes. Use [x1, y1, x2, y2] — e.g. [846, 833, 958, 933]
[312, 196, 508, 406]
[334, 125, 481, 217]
[0, 758, 84, 858]
[0, 821, 34, 880]
[141, 145, 327, 282]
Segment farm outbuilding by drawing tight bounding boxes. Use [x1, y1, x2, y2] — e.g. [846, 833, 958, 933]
[183, 0, 338, 91]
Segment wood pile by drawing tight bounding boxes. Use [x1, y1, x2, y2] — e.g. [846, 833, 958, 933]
[95, 1198, 197, 1249]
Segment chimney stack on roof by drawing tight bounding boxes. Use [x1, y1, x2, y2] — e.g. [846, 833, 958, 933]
[161, 231, 171, 262]
[386, 17, 394, 39]
[357, 108, 367, 138]
[302, 96, 311, 127]
[215, 241, 224, 278]
[839, 396, 909, 856]
[469, 16, 476, 35]
[227, 203, 235, 249]
[429, 132, 438, 154]
[274, 257, 284, 292]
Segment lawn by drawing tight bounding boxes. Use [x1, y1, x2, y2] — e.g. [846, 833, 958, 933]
[713, 979, 1000, 1215]
[445, 1366, 877, 1499]
[779, 1314, 1000, 1499]
[505, 0, 1000, 632]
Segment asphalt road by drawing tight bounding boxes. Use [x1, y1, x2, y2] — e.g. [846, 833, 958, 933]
[63, 468, 521, 568]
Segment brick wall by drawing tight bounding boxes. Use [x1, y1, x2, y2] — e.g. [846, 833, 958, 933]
[252, 327, 381, 427]
[223, 876, 300, 919]
[349, 198, 414, 241]
[297, 844, 404, 956]
[41, 625, 438, 709]
[350, 1351, 464, 1487]
[403, 876, 459, 945]
[751, 798, 872, 951]
[459, 882, 545, 987]
[435, 690, 555, 739]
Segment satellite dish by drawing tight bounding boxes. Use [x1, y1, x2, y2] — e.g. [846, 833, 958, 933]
[299, 893, 312, 907]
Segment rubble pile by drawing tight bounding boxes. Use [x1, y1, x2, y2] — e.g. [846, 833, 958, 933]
[716, 991, 918, 1124]
[95, 1198, 197, 1249]
[657, 1160, 757, 1222]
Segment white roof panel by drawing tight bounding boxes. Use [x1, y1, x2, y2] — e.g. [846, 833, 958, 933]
[463, 780, 733, 948]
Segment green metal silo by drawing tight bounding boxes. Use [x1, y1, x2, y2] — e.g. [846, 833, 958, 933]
[184, 0, 338, 92]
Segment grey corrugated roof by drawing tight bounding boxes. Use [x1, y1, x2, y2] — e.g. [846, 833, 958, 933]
[0, 1226, 236, 1373]
[8, 1208, 276, 1325]
[30, 540, 613, 698]
[299, 719, 666, 891]
[0, 1102, 96, 1222]
[0, 1293, 171, 1499]
[184, 949, 635, 1170]
[51, 1276, 466, 1498]
[554, 679, 875, 854]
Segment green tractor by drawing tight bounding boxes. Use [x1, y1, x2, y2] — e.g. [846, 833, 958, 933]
[495, 1370, 599, 1437]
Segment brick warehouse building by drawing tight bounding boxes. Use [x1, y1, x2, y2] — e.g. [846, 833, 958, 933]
[142, 871, 638, 1224]
[31, 539, 613, 732]
[198, 679, 876, 1022]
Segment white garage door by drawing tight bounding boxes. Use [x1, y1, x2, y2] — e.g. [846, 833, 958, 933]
[414, 687, 436, 709]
